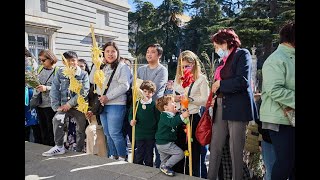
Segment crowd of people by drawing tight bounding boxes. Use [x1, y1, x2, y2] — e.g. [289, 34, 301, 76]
[25, 21, 295, 180]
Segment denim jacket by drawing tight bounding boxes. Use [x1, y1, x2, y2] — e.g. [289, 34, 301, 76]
[50, 66, 90, 111]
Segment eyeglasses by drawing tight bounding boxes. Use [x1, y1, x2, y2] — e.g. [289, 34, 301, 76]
[39, 58, 48, 62]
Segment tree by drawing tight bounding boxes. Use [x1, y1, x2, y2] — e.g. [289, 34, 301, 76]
[156, 0, 185, 58]
[181, 0, 221, 64]
[207, 0, 295, 68]
[129, 0, 157, 62]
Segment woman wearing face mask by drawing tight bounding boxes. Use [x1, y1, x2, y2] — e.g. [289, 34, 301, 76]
[89, 41, 131, 161]
[207, 28, 259, 180]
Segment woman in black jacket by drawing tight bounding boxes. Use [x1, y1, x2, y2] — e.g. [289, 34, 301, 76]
[207, 28, 259, 180]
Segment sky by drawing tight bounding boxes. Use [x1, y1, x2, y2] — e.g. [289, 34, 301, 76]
[128, 0, 193, 15]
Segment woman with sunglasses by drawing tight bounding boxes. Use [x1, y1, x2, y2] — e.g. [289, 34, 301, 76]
[32, 49, 59, 146]
[172, 50, 210, 177]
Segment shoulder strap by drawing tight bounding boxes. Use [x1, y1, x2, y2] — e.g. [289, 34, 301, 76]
[101, 64, 118, 96]
[54, 66, 59, 74]
[43, 69, 55, 85]
[37, 65, 44, 74]
[188, 82, 195, 97]
[205, 91, 214, 109]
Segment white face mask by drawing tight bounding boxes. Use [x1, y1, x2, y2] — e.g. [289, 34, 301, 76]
[217, 48, 229, 58]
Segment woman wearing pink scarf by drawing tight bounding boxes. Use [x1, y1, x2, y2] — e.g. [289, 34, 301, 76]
[207, 28, 259, 180]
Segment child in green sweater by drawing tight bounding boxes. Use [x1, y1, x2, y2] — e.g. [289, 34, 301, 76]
[155, 95, 190, 176]
[129, 80, 160, 167]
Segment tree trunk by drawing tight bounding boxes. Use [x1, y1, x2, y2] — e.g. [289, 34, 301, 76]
[269, 0, 277, 18]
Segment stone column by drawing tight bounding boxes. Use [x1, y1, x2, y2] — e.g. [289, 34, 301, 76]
[25, 32, 29, 48]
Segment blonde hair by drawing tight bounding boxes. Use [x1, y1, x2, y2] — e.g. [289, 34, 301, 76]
[175, 50, 201, 84]
[156, 94, 174, 112]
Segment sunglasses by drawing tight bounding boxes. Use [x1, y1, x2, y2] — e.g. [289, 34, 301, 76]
[39, 58, 48, 62]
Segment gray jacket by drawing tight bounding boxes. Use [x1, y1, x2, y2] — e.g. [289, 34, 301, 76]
[89, 62, 130, 105]
[50, 66, 90, 111]
[33, 66, 59, 108]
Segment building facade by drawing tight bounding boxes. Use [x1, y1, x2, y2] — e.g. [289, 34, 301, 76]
[25, 0, 131, 66]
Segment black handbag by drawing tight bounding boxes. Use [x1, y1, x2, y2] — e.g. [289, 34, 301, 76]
[91, 93, 104, 115]
[91, 65, 117, 115]
[30, 92, 42, 109]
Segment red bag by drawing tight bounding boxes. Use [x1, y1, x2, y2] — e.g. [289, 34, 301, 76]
[195, 91, 214, 146]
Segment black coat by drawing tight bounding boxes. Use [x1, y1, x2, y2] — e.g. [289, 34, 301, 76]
[214, 48, 259, 122]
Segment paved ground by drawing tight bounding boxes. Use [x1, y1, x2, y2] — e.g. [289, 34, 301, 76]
[25, 142, 203, 180]
[125, 139, 210, 173]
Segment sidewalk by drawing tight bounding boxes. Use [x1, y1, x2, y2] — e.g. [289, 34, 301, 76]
[25, 141, 203, 180]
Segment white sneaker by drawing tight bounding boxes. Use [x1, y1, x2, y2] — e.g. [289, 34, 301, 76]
[118, 157, 126, 161]
[42, 145, 65, 157]
[109, 155, 118, 160]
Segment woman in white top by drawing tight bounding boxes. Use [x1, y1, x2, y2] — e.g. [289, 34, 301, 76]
[172, 50, 209, 177]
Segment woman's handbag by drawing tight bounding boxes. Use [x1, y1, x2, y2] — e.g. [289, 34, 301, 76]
[91, 94, 104, 115]
[278, 102, 295, 127]
[244, 122, 262, 153]
[29, 69, 55, 109]
[30, 92, 42, 109]
[195, 91, 214, 146]
[91, 65, 117, 115]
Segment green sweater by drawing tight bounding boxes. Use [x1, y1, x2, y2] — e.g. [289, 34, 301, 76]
[260, 44, 295, 125]
[155, 112, 184, 145]
[128, 101, 160, 140]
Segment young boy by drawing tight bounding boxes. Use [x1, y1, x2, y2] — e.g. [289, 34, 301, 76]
[155, 95, 190, 176]
[42, 51, 90, 156]
[129, 80, 159, 167]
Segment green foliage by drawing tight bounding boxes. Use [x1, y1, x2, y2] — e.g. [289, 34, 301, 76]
[181, 0, 221, 56]
[129, 1, 158, 56]
[129, 0, 295, 74]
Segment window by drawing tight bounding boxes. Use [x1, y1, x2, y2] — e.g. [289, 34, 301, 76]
[40, 0, 47, 12]
[28, 34, 49, 60]
[97, 10, 109, 26]
[96, 36, 111, 48]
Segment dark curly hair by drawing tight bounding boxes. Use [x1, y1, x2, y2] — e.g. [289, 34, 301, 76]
[211, 28, 241, 49]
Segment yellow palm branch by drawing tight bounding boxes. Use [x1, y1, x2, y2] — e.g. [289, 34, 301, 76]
[60, 54, 88, 114]
[90, 24, 105, 95]
[77, 96, 89, 113]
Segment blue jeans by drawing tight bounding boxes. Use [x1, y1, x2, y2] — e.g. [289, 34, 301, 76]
[269, 125, 295, 180]
[261, 141, 276, 180]
[100, 105, 127, 157]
